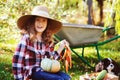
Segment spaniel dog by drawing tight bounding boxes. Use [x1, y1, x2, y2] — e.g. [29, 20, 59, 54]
[95, 58, 120, 76]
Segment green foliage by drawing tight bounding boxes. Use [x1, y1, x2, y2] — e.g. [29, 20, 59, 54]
[0, 0, 120, 43]
[115, 0, 120, 35]
[0, 0, 85, 44]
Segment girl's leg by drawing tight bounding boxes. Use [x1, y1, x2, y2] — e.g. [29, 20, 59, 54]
[57, 71, 71, 80]
[32, 70, 64, 80]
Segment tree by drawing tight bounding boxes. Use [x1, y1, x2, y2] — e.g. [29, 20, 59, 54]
[96, 0, 104, 25]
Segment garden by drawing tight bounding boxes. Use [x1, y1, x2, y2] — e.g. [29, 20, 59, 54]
[0, 0, 120, 80]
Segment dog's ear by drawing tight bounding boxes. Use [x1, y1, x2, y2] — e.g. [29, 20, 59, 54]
[112, 60, 120, 75]
[112, 60, 120, 67]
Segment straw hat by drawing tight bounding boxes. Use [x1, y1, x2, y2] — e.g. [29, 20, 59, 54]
[17, 6, 62, 33]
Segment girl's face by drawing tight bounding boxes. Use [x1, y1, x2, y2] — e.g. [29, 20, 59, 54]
[35, 17, 48, 33]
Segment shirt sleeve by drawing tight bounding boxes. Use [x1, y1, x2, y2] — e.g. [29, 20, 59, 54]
[49, 42, 61, 60]
[12, 35, 27, 80]
[52, 51, 60, 60]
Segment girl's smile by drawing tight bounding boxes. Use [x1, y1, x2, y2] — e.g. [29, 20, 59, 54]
[35, 17, 48, 33]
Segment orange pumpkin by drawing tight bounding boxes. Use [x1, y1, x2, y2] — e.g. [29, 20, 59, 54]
[41, 58, 61, 73]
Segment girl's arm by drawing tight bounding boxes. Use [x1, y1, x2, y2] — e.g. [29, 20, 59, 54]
[12, 35, 27, 80]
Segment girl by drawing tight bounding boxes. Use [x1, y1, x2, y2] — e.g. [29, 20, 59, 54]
[12, 6, 71, 80]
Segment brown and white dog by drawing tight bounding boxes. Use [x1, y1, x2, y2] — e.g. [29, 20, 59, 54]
[95, 58, 120, 76]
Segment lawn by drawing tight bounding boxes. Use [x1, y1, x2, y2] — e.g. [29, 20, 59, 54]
[0, 39, 120, 80]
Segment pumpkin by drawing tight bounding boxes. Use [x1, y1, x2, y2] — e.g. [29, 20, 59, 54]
[41, 58, 61, 73]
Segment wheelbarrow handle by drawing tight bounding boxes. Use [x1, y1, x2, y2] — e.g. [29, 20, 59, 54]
[102, 26, 114, 32]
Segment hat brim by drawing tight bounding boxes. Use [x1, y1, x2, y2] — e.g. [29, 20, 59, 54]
[17, 15, 62, 33]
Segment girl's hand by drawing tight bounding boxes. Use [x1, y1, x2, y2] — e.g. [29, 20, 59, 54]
[61, 40, 69, 46]
[57, 40, 69, 54]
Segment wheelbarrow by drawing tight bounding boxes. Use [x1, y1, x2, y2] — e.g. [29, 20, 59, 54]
[54, 23, 120, 68]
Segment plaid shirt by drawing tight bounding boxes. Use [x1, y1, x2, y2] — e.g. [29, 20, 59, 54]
[12, 34, 60, 80]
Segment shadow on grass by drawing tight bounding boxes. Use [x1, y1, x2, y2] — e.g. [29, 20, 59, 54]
[0, 62, 14, 80]
[0, 47, 14, 80]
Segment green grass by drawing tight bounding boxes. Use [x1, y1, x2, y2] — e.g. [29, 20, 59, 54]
[0, 42, 15, 80]
[69, 40, 120, 80]
[0, 50, 14, 80]
[0, 40, 120, 80]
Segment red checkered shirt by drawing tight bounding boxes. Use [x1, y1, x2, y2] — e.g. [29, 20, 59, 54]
[12, 34, 60, 80]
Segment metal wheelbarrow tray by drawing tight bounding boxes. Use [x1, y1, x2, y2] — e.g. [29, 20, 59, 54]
[57, 23, 103, 47]
[55, 23, 120, 68]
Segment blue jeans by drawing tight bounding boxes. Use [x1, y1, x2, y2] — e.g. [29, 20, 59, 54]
[32, 70, 71, 80]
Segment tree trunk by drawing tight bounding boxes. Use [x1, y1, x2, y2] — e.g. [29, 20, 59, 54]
[87, 0, 93, 24]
